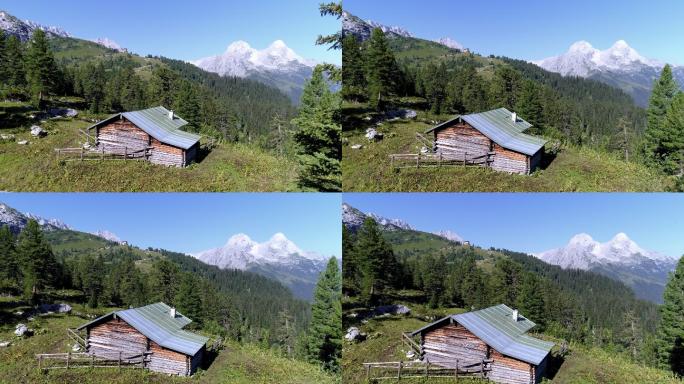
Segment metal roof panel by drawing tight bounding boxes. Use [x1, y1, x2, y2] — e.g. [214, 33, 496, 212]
[122, 106, 200, 150]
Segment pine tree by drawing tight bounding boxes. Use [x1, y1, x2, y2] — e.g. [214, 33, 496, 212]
[0, 30, 6, 82]
[16, 220, 58, 301]
[611, 115, 634, 161]
[342, 225, 358, 295]
[79, 255, 104, 308]
[175, 273, 204, 326]
[341, 34, 366, 102]
[516, 274, 546, 330]
[656, 256, 684, 375]
[661, 92, 684, 174]
[0, 225, 20, 292]
[80, 62, 107, 113]
[365, 28, 399, 110]
[460, 67, 488, 113]
[620, 308, 643, 361]
[148, 66, 179, 108]
[291, 66, 341, 191]
[645, 64, 680, 165]
[24, 29, 58, 108]
[276, 308, 296, 357]
[421, 63, 448, 114]
[490, 258, 523, 307]
[306, 257, 341, 371]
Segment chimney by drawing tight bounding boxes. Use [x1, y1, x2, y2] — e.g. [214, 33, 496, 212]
[512, 309, 519, 321]
[511, 112, 517, 122]
[170, 307, 176, 318]
[168, 110, 174, 120]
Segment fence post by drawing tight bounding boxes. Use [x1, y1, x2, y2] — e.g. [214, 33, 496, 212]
[101, 146, 104, 160]
[91, 354, 94, 367]
[416, 153, 420, 168]
[463, 151, 467, 166]
[365, 364, 370, 381]
[80, 148, 83, 161]
[398, 361, 402, 379]
[425, 361, 429, 378]
[480, 359, 484, 378]
[119, 351, 122, 369]
[124, 147, 127, 161]
[439, 151, 442, 167]
[38, 355, 41, 370]
[455, 359, 459, 381]
[67, 351, 70, 369]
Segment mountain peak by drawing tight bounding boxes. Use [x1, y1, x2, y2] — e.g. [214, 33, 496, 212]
[568, 40, 595, 53]
[569, 232, 595, 245]
[436, 37, 464, 50]
[225, 40, 254, 54]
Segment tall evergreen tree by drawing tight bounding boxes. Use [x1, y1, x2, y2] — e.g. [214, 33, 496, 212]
[16, 220, 58, 301]
[354, 218, 398, 304]
[611, 115, 634, 161]
[291, 66, 341, 191]
[661, 92, 684, 174]
[0, 225, 20, 292]
[173, 81, 201, 132]
[489, 66, 522, 110]
[365, 28, 399, 110]
[24, 29, 58, 107]
[645, 64, 680, 165]
[341, 34, 366, 102]
[149, 259, 180, 304]
[516, 80, 544, 130]
[4, 35, 26, 87]
[175, 273, 204, 326]
[342, 225, 358, 295]
[79, 255, 104, 308]
[656, 256, 684, 375]
[516, 274, 546, 330]
[306, 257, 341, 371]
[0, 30, 6, 82]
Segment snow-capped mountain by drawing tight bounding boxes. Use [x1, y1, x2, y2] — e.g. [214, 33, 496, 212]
[533, 40, 684, 106]
[342, 11, 413, 41]
[433, 230, 463, 243]
[0, 10, 71, 41]
[342, 203, 413, 232]
[0, 202, 72, 234]
[92, 230, 124, 244]
[535, 233, 678, 303]
[436, 37, 464, 51]
[191, 40, 316, 103]
[193, 233, 330, 300]
[92, 37, 125, 52]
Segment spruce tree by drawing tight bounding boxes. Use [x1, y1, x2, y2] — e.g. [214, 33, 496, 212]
[16, 220, 58, 301]
[79, 255, 104, 308]
[291, 66, 341, 191]
[174, 81, 201, 132]
[656, 256, 684, 375]
[646, 64, 680, 164]
[341, 34, 366, 102]
[175, 273, 204, 326]
[342, 225, 358, 295]
[661, 92, 684, 174]
[354, 218, 398, 304]
[516, 274, 546, 330]
[365, 28, 399, 110]
[0, 225, 20, 292]
[516, 80, 544, 130]
[24, 29, 58, 108]
[149, 259, 180, 304]
[306, 257, 341, 371]
[0, 30, 6, 82]
[611, 115, 633, 161]
[4, 35, 26, 87]
[489, 66, 522, 110]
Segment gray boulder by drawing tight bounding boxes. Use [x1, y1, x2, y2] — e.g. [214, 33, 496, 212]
[30, 125, 46, 137]
[14, 324, 28, 337]
[350, 144, 363, 150]
[17, 140, 28, 145]
[71, 344, 81, 352]
[374, 304, 411, 317]
[39, 303, 72, 314]
[344, 327, 366, 342]
[48, 108, 78, 118]
[0, 341, 10, 347]
[365, 128, 383, 141]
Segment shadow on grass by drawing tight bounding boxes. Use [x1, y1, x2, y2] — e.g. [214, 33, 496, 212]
[544, 350, 566, 380]
[538, 151, 558, 170]
[201, 346, 221, 370]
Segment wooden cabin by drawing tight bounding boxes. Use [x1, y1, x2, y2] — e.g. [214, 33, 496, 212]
[87, 106, 201, 167]
[409, 304, 554, 384]
[77, 302, 209, 376]
[425, 108, 547, 175]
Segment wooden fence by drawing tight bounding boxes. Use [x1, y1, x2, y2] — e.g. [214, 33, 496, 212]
[54, 146, 152, 162]
[389, 151, 495, 169]
[363, 359, 491, 381]
[66, 328, 86, 350]
[36, 351, 151, 371]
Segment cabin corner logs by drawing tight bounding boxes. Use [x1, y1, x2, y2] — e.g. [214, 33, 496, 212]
[425, 108, 547, 175]
[409, 305, 554, 384]
[87, 106, 201, 167]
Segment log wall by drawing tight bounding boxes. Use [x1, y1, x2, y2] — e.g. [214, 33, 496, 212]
[490, 143, 530, 174]
[148, 339, 191, 376]
[423, 323, 488, 368]
[488, 348, 533, 384]
[434, 122, 491, 161]
[96, 119, 149, 154]
[87, 317, 147, 359]
[149, 138, 185, 167]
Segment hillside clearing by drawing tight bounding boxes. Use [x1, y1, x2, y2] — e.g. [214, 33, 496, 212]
[0, 102, 299, 191]
[0, 297, 337, 384]
[342, 115, 669, 192]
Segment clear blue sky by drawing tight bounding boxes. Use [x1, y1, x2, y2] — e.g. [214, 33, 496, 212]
[345, 0, 684, 65]
[0, 193, 341, 257]
[2, 0, 340, 64]
[344, 193, 684, 258]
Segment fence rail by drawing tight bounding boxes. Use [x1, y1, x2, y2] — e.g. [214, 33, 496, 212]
[36, 351, 150, 371]
[54, 146, 152, 162]
[363, 360, 491, 381]
[389, 151, 495, 169]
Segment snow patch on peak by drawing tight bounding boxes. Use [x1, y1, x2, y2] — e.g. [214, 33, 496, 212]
[226, 40, 254, 54]
[568, 40, 595, 53]
[569, 233, 595, 245]
[433, 230, 463, 243]
[436, 37, 464, 50]
[93, 230, 123, 244]
[225, 233, 256, 247]
[93, 37, 125, 52]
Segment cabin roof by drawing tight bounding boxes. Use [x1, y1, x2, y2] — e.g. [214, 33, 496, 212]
[77, 302, 209, 356]
[425, 108, 547, 156]
[410, 304, 554, 365]
[87, 106, 200, 150]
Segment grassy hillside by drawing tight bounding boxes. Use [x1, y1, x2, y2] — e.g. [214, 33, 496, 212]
[342, 311, 680, 384]
[0, 297, 336, 384]
[0, 101, 298, 191]
[342, 109, 668, 192]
